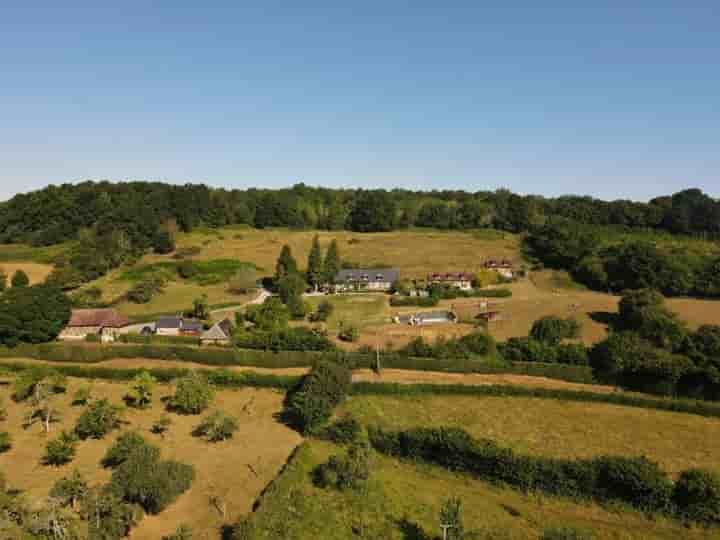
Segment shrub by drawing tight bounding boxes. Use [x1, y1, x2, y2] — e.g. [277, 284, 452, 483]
[11, 270, 29, 288]
[43, 430, 77, 466]
[338, 325, 359, 342]
[309, 300, 334, 322]
[193, 410, 239, 442]
[126, 278, 165, 304]
[530, 316, 581, 345]
[320, 414, 362, 444]
[50, 469, 88, 509]
[673, 468, 720, 524]
[314, 431, 371, 491]
[110, 444, 195, 514]
[75, 399, 122, 439]
[72, 385, 92, 406]
[0, 431, 11, 453]
[102, 432, 159, 468]
[168, 373, 214, 414]
[177, 260, 198, 279]
[124, 370, 156, 408]
[13, 367, 65, 402]
[592, 455, 673, 511]
[284, 361, 352, 434]
[81, 485, 139, 540]
[151, 415, 173, 437]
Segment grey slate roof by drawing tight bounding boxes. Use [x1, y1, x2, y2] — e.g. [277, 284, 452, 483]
[201, 319, 234, 341]
[335, 268, 400, 284]
[156, 316, 183, 330]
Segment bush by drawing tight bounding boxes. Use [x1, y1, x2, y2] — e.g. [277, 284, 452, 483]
[168, 373, 214, 414]
[11, 270, 29, 288]
[12, 367, 66, 402]
[284, 361, 352, 434]
[50, 469, 88, 509]
[592, 455, 673, 511]
[309, 300, 334, 322]
[530, 316, 581, 345]
[235, 326, 335, 352]
[0, 431, 11, 453]
[75, 399, 122, 439]
[72, 385, 92, 406]
[314, 432, 371, 490]
[110, 444, 195, 514]
[338, 325, 359, 342]
[151, 415, 173, 437]
[124, 370, 156, 408]
[81, 484, 140, 540]
[193, 410, 239, 442]
[43, 430, 77, 466]
[673, 468, 720, 524]
[126, 278, 165, 304]
[320, 415, 362, 444]
[177, 260, 198, 279]
[102, 432, 159, 468]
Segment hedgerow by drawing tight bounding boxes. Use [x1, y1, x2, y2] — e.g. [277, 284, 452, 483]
[367, 425, 718, 523]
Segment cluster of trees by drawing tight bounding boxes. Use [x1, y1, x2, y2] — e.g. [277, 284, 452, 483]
[284, 361, 352, 434]
[589, 289, 720, 400]
[3, 182, 718, 248]
[500, 316, 588, 366]
[0, 283, 71, 347]
[400, 331, 498, 360]
[526, 218, 720, 298]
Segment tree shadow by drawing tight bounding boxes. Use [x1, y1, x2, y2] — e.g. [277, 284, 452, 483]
[588, 311, 619, 329]
[395, 517, 433, 540]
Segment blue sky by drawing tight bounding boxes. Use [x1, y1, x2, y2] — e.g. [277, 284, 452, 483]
[1, 2, 718, 201]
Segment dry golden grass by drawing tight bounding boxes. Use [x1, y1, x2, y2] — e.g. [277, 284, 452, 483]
[340, 394, 720, 476]
[0, 378, 301, 540]
[0, 262, 54, 284]
[144, 227, 522, 280]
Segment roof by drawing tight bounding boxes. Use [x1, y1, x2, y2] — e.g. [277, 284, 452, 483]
[416, 310, 454, 321]
[156, 316, 183, 329]
[201, 319, 234, 341]
[181, 320, 204, 332]
[67, 309, 130, 328]
[427, 272, 474, 282]
[335, 268, 400, 283]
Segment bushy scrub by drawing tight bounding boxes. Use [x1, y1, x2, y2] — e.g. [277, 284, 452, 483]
[75, 399, 122, 439]
[284, 361, 352, 434]
[168, 373, 214, 414]
[530, 316, 581, 345]
[124, 370, 156, 408]
[193, 410, 239, 442]
[50, 469, 88, 510]
[314, 431, 372, 490]
[0, 431, 11, 453]
[43, 430, 78, 466]
[672, 468, 720, 524]
[319, 414, 362, 444]
[102, 432, 159, 468]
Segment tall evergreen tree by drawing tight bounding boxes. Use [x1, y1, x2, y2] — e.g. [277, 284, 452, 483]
[275, 245, 298, 280]
[11, 270, 29, 288]
[307, 235, 323, 290]
[0, 267, 6, 292]
[323, 239, 341, 285]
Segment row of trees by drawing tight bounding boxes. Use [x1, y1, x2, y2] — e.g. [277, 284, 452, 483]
[2, 182, 718, 248]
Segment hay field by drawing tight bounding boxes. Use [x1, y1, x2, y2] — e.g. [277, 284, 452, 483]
[0, 262, 54, 284]
[239, 441, 716, 540]
[339, 394, 720, 476]
[145, 227, 522, 280]
[0, 378, 301, 539]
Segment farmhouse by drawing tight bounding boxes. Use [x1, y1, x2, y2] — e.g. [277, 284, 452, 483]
[200, 318, 234, 346]
[58, 309, 130, 342]
[484, 259, 514, 279]
[427, 271, 474, 290]
[156, 316, 204, 337]
[334, 268, 399, 292]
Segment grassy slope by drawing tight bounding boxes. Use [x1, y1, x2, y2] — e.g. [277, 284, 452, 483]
[338, 395, 720, 476]
[241, 440, 717, 540]
[0, 378, 301, 540]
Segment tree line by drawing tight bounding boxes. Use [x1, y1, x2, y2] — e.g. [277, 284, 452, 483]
[2, 181, 718, 249]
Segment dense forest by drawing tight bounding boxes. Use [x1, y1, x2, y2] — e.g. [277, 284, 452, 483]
[1, 181, 719, 247]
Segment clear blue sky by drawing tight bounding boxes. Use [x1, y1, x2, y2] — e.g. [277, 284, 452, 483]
[1, 2, 718, 201]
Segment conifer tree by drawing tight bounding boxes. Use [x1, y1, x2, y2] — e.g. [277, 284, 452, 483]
[323, 239, 341, 285]
[307, 235, 323, 290]
[275, 245, 298, 280]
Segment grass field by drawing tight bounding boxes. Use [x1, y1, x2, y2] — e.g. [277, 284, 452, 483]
[0, 377, 301, 539]
[0, 261, 54, 284]
[239, 440, 717, 540]
[145, 227, 522, 280]
[339, 394, 720, 476]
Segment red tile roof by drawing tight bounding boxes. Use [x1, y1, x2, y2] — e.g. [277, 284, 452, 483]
[67, 309, 130, 328]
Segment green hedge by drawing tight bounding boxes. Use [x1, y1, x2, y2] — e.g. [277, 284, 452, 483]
[350, 382, 720, 419]
[0, 343, 594, 383]
[367, 425, 719, 524]
[118, 334, 202, 346]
